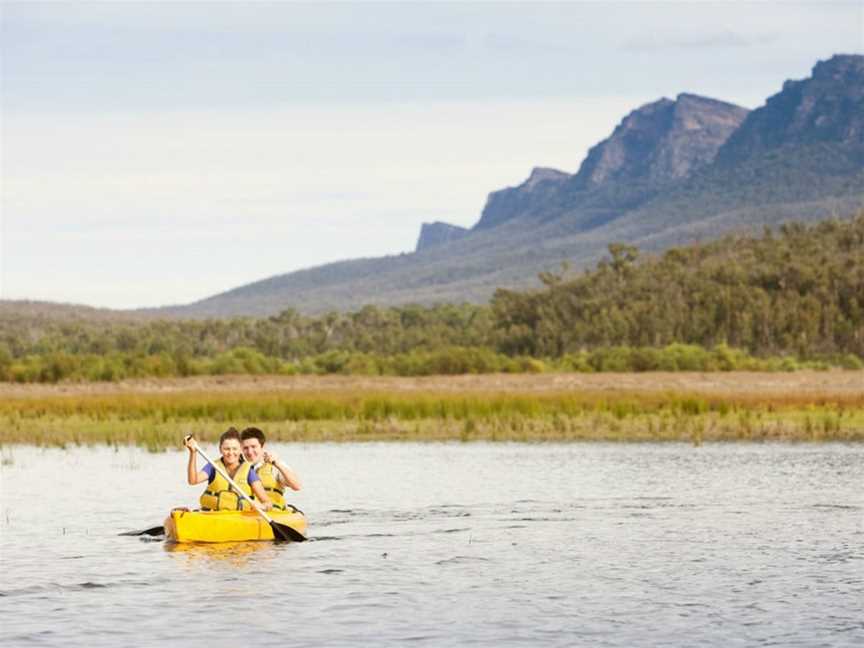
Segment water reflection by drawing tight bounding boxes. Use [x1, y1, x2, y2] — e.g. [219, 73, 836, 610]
[163, 540, 277, 565]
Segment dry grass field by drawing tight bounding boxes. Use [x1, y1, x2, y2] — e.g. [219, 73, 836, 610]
[2, 371, 862, 398]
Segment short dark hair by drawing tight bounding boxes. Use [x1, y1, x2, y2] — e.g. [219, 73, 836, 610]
[219, 427, 240, 446]
[241, 427, 266, 445]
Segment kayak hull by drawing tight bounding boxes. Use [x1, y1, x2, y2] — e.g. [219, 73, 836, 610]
[165, 509, 307, 543]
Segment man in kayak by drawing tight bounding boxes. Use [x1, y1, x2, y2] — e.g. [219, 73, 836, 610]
[184, 428, 273, 511]
[240, 427, 302, 511]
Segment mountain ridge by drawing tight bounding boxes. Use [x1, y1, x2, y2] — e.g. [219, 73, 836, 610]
[34, 54, 864, 319]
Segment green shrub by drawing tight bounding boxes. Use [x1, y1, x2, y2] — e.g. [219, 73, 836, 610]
[588, 347, 633, 372]
[558, 352, 593, 372]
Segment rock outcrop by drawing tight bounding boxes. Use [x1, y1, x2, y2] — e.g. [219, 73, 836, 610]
[415, 221, 470, 251]
[474, 167, 571, 230]
[572, 94, 749, 188]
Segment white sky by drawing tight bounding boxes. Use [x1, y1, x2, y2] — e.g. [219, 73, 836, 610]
[2, 1, 862, 308]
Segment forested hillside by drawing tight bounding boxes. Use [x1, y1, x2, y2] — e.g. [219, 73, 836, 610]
[1, 215, 861, 382]
[492, 216, 864, 358]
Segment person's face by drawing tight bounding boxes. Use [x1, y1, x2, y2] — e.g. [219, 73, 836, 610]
[242, 438, 263, 463]
[220, 439, 242, 466]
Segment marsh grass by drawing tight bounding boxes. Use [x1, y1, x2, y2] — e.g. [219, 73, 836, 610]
[1, 386, 862, 448]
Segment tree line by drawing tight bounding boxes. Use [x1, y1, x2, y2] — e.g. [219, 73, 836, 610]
[1, 215, 861, 382]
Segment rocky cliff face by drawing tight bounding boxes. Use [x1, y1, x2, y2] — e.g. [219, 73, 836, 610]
[717, 54, 864, 164]
[474, 167, 571, 230]
[421, 56, 863, 248]
[472, 94, 748, 232]
[415, 221, 470, 251]
[573, 94, 749, 187]
[649, 94, 752, 180]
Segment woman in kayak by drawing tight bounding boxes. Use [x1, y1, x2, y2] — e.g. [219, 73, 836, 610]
[240, 427, 301, 511]
[184, 428, 273, 511]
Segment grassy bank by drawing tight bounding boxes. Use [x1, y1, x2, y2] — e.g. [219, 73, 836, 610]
[1, 373, 862, 447]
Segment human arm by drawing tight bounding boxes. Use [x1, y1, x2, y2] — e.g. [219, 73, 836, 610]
[184, 436, 209, 485]
[264, 450, 302, 491]
[250, 477, 273, 511]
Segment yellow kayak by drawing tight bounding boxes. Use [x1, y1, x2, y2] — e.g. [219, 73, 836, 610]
[165, 509, 308, 543]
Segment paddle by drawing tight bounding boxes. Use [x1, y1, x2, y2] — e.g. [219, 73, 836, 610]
[119, 525, 165, 537]
[187, 436, 307, 543]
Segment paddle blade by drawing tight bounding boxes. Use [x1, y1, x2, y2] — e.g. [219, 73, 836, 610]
[270, 521, 307, 543]
[119, 526, 165, 537]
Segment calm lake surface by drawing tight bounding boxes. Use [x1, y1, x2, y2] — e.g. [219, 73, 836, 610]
[1, 443, 862, 647]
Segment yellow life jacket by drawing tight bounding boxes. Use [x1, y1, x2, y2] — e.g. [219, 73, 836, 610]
[200, 459, 253, 511]
[255, 462, 286, 510]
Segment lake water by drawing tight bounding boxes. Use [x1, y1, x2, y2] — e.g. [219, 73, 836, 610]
[1, 442, 862, 646]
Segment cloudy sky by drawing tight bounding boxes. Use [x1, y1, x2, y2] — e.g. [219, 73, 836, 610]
[2, 1, 862, 309]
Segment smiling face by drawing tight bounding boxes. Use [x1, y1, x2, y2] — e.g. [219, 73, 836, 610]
[242, 437, 263, 464]
[219, 438, 242, 468]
